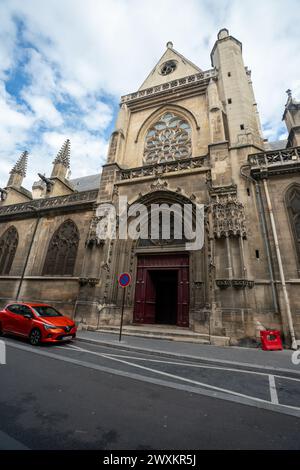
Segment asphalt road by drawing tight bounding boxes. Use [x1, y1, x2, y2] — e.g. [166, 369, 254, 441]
[0, 336, 300, 450]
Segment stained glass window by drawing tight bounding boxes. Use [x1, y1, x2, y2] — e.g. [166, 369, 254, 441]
[144, 112, 192, 164]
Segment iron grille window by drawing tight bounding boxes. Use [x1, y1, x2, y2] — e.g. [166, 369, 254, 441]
[43, 220, 79, 276]
[144, 112, 192, 164]
[0, 226, 18, 275]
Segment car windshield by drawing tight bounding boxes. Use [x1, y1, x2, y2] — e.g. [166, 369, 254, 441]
[32, 306, 63, 317]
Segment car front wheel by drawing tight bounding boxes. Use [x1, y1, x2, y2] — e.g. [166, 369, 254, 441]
[29, 328, 41, 346]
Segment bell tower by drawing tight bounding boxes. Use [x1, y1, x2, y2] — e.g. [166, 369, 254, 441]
[211, 28, 263, 149]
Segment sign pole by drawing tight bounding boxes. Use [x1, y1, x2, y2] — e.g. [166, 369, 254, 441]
[118, 272, 131, 342]
[119, 287, 126, 342]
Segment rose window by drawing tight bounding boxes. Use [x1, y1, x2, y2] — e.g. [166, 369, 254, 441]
[144, 112, 192, 164]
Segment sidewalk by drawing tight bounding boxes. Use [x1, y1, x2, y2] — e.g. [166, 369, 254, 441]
[76, 330, 300, 374]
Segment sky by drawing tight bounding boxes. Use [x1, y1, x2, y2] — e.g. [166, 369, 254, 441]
[0, 0, 299, 190]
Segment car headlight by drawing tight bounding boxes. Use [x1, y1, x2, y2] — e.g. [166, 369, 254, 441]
[43, 323, 57, 330]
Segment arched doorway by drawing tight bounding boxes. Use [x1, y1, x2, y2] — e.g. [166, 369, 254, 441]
[133, 253, 189, 327]
[130, 189, 197, 328]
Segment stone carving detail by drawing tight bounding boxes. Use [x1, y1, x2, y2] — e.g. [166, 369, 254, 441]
[249, 146, 300, 168]
[0, 190, 98, 219]
[144, 112, 192, 164]
[86, 216, 105, 247]
[216, 279, 254, 289]
[53, 140, 70, 168]
[215, 279, 231, 289]
[108, 133, 118, 163]
[103, 240, 114, 301]
[121, 69, 216, 104]
[10, 151, 29, 177]
[0, 188, 7, 201]
[112, 185, 119, 197]
[79, 278, 99, 287]
[119, 155, 208, 181]
[149, 179, 169, 192]
[212, 194, 246, 238]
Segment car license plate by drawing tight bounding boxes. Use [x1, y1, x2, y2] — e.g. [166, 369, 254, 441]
[62, 335, 73, 340]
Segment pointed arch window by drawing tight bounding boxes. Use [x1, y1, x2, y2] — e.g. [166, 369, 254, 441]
[0, 226, 18, 275]
[144, 112, 192, 164]
[43, 220, 79, 276]
[286, 185, 300, 264]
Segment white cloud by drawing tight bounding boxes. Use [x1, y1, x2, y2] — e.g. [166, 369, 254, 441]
[82, 102, 113, 131]
[0, 0, 299, 189]
[23, 95, 63, 126]
[0, 82, 34, 184]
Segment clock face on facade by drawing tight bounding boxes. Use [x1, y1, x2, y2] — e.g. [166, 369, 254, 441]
[160, 60, 177, 75]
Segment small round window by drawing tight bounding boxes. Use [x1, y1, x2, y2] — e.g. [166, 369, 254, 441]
[160, 60, 177, 76]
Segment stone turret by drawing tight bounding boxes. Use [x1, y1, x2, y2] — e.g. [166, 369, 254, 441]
[41, 139, 74, 197]
[51, 139, 71, 179]
[283, 89, 300, 147]
[32, 140, 74, 199]
[7, 151, 28, 188]
[1, 151, 32, 205]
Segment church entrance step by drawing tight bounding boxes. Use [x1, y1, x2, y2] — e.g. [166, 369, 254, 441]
[94, 324, 210, 344]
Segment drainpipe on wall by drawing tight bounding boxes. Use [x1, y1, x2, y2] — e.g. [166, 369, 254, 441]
[240, 165, 279, 314]
[262, 178, 298, 350]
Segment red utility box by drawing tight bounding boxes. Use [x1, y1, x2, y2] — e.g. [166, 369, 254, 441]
[260, 330, 283, 351]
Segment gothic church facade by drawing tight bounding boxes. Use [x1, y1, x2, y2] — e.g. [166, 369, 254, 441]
[1, 29, 300, 347]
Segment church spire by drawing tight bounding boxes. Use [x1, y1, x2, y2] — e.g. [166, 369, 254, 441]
[10, 150, 28, 177]
[53, 139, 71, 168]
[51, 139, 71, 179]
[7, 151, 29, 187]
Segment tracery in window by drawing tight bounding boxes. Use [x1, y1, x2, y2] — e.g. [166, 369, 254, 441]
[144, 112, 192, 164]
[286, 186, 300, 264]
[160, 60, 177, 75]
[0, 226, 18, 275]
[42, 220, 79, 276]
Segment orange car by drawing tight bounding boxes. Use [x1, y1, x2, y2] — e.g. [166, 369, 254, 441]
[0, 302, 77, 345]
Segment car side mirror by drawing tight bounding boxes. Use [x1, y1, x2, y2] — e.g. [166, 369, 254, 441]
[24, 314, 32, 319]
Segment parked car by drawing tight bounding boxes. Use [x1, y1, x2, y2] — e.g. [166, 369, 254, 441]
[0, 302, 77, 345]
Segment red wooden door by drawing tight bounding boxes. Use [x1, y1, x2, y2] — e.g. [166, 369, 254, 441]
[143, 271, 156, 323]
[177, 266, 189, 327]
[133, 253, 189, 326]
[133, 265, 146, 323]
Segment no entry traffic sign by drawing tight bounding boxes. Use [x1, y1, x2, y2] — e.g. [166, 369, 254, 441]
[118, 272, 131, 288]
[118, 272, 131, 342]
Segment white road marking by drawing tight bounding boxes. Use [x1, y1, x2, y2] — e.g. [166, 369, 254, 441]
[68, 344, 300, 384]
[100, 353, 272, 404]
[4, 339, 300, 416]
[269, 375, 279, 404]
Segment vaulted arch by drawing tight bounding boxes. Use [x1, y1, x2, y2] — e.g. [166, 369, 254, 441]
[285, 184, 300, 264]
[43, 220, 79, 276]
[128, 189, 201, 249]
[0, 226, 18, 275]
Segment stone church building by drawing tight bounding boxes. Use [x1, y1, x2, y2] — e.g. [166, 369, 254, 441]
[0, 28, 300, 347]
